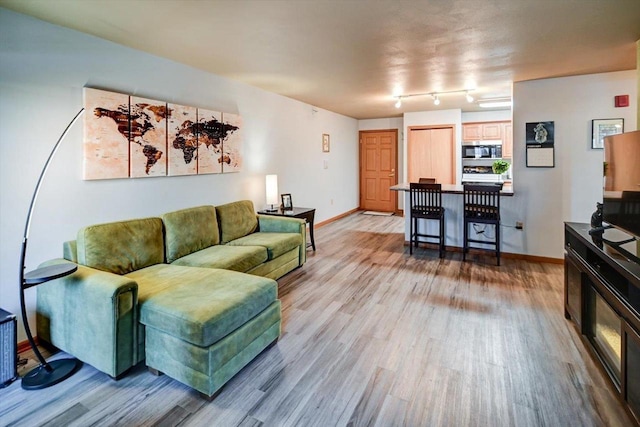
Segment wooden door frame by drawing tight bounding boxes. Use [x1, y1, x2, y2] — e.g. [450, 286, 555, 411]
[407, 124, 457, 185]
[359, 129, 399, 212]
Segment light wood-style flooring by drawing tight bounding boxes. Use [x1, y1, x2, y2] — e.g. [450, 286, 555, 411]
[1, 213, 633, 426]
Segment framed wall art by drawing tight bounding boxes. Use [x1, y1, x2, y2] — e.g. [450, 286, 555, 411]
[526, 121, 555, 168]
[322, 134, 330, 152]
[592, 118, 623, 149]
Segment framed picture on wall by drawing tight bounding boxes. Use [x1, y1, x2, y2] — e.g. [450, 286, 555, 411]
[322, 134, 330, 152]
[525, 121, 554, 145]
[592, 118, 624, 149]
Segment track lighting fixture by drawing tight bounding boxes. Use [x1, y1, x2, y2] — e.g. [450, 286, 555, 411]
[391, 88, 475, 107]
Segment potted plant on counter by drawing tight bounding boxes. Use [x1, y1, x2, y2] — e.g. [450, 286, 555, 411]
[492, 159, 510, 176]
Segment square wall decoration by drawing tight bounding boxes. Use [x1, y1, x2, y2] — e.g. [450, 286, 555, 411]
[82, 87, 243, 180]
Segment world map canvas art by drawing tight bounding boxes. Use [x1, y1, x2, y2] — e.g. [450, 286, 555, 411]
[83, 87, 243, 180]
[129, 96, 168, 178]
[83, 88, 130, 180]
[167, 103, 198, 176]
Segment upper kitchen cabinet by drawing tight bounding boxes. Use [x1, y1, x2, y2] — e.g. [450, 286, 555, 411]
[462, 122, 505, 141]
[502, 122, 513, 158]
[462, 124, 482, 141]
[462, 121, 511, 144]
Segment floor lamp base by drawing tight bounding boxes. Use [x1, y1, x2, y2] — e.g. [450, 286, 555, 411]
[21, 358, 82, 390]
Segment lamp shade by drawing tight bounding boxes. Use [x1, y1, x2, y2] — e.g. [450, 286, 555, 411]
[265, 174, 278, 206]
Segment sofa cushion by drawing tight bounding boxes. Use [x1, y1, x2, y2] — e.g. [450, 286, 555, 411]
[227, 232, 303, 260]
[162, 205, 220, 263]
[77, 217, 164, 275]
[129, 264, 277, 347]
[216, 200, 258, 244]
[171, 244, 268, 272]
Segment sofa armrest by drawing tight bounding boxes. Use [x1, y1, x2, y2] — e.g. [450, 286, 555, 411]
[63, 240, 77, 262]
[36, 259, 139, 378]
[257, 215, 307, 265]
[258, 215, 305, 233]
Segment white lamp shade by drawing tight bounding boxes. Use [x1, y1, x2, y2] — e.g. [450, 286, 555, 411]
[265, 174, 278, 205]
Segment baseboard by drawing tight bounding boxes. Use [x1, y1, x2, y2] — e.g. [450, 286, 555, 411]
[17, 337, 38, 354]
[404, 241, 563, 264]
[316, 208, 360, 228]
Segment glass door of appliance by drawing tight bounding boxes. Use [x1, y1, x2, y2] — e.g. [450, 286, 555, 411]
[586, 283, 622, 387]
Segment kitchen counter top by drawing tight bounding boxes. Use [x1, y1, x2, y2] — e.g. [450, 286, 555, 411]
[390, 183, 514, 196]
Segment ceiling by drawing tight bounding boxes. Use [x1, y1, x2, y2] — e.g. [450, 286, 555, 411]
[1, 0, 639, 119]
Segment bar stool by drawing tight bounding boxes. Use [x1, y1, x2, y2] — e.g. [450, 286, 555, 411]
[409, 182, 445, 258]
[419, 177, 436, 183]
[463, 184, 501, 265]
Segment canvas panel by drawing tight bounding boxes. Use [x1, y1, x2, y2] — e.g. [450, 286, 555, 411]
[167, 103, 198, 176]
[83, 88, 130, 180]
[129, 96, 168, 178]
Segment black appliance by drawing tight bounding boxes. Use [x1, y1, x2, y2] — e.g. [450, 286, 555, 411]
[462, 141, 502, 159]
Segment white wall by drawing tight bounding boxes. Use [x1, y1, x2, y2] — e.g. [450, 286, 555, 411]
[0, 9, 359, 342]
[461, 110, 512, 123]
[512, 70, 637, 258]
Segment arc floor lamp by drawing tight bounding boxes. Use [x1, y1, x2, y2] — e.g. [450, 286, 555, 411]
[19, 108, 84, 389]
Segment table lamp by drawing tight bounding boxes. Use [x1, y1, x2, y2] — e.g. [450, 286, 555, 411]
[19, 108, 84, 389]
[265, 174, 278, 212]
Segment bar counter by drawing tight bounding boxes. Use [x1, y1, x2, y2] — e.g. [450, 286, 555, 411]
[390, 182, 514, 195]
[391, 182, 515, 249]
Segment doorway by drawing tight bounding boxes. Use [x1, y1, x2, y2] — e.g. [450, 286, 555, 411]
[407, 125, 455, 184]
[359, 129, 398, 213]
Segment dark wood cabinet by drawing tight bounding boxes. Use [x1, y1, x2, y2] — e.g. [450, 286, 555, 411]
[565, 222, 640, 425]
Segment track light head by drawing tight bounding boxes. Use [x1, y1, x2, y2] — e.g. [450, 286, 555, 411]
[433, 95, 440, 106]
[466, 92, 474, 103]
[395, 98, 402, 109]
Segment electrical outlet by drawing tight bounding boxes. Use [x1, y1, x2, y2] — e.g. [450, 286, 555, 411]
[516, 221, 524, 230]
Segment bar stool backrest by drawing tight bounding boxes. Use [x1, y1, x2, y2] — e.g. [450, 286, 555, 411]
[419, 177, 436, 183]
[410, 183, 443, 218]
[463, 184, 500, 221]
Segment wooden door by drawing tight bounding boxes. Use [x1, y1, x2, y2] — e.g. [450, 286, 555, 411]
[359, 130, 398, 212]
[408, 126, 455, 184]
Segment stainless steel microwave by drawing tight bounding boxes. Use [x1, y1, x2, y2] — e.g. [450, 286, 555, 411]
[462, 140, 502, 159]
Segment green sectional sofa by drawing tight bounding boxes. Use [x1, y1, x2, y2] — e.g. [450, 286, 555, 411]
[36, 200, 306, 398]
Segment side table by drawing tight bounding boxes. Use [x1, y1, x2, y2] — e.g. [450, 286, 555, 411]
[257, 207, 316, 251]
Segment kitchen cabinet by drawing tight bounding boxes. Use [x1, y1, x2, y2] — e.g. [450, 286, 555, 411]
[482, 123, 502, 139]
[462, 121, 508, 142]
[462, 124, 482, 141]
[502, 123, 513, 158]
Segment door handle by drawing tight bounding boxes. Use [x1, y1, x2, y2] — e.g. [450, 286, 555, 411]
[389, 173, 395, 177]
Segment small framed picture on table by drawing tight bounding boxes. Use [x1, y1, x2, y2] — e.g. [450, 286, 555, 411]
[281, 193, 293, 211]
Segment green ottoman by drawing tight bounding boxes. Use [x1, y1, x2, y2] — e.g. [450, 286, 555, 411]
[136, 267, 281, 399]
